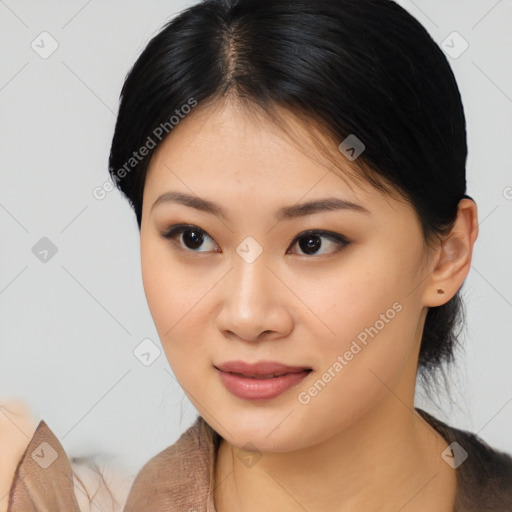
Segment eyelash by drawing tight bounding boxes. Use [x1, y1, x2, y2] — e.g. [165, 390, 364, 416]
[160, 224, 351, 257]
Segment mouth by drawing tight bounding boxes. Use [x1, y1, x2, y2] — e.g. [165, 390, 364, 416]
[214, 360, 312, 376]
[214, 361, 313, 401]
[225, 371, 311, 379]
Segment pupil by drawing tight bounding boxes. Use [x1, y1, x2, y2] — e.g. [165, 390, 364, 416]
[183, 229, 203, 249]
[300, 235, 321, 254]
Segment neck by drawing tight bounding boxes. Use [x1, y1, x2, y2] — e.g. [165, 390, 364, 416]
[214, 371, 456, 512]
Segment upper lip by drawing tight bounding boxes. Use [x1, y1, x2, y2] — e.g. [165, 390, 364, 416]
[215, 360, 312, 377]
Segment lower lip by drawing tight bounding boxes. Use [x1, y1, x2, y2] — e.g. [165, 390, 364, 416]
[216, 369, 311, 401]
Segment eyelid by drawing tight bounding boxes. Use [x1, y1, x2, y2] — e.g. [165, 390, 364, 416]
[160, 224, 351, 255]
[291, 229, 350, 245]
[287, 230, 350, 257]
[162, 223, 220, 252]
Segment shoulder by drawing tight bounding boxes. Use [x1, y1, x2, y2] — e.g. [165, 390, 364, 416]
[417, 408, 512, 511]
[450, 423, 512, 511]
[124, 416, 218, 512]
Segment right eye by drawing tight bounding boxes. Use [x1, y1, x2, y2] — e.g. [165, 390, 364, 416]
[161, 224, 220, 253]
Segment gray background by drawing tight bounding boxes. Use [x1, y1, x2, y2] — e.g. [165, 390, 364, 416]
[0, 0, 511, 477]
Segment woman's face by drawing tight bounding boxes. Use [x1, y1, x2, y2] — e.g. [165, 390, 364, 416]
[140, 100, 434, 452]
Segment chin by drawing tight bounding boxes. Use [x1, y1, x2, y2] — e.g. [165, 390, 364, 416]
[209, 407, 314, 452]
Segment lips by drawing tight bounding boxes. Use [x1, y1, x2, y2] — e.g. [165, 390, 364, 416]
[214, 360, 312, 401]
[214, 360, 312, 377]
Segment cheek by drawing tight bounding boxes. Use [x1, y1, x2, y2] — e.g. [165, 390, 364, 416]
[292, 299, 417, 441]
[288, 254, 403, 349]
[140, 242, 210, 368]
[289, 250, 420, 396]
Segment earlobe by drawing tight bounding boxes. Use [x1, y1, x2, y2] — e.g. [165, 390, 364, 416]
[423, 198, 479, 307]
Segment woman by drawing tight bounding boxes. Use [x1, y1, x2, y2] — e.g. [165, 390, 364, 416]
[3, 0, 511, 510]
[107, 0, 511, 511]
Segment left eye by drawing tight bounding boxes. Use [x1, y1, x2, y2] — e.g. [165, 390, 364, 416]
[161, 224, 350, 256]
[288, 230, 350, 256]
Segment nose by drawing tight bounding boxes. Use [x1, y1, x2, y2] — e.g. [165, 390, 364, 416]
[215, 252, 294, 343]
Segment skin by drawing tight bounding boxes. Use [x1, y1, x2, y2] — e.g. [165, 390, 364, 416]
[140, 98, 479, 512]
[0, 400, 37, 512]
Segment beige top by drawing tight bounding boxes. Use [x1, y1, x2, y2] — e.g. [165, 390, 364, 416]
[7, 420, 82, 511]
[124, 408, 512, 512]
[5, 417, 131, 512]
[5, 408, 512, 511]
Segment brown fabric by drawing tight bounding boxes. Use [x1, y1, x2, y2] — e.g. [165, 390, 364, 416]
[123, 417, 220, 512]
[124, 408, 512, 512]
[6, 410, 512, 511]
[416, 409, 512, 512]
[7, 420, 81, 512]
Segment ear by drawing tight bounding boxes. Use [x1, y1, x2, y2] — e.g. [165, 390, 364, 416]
[423, 198, 479, 307]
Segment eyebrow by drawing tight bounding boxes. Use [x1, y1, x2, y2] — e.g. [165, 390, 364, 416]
[150, 191, 371, 221]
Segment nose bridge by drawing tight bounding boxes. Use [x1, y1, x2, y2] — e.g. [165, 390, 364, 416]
[216, 241, 290, 340]
[230, 243, 273, 307]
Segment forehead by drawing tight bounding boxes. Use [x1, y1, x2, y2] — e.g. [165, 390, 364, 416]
[148, 101, 362, 188]
[143, 99, 406, 221]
